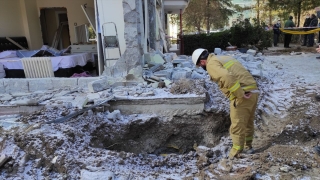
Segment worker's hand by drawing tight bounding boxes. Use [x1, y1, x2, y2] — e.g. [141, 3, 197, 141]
[316, 45, 320, 53]
[243, 92, 252, 99]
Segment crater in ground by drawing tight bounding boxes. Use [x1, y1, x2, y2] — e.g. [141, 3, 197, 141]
[90, 112, 230, 154]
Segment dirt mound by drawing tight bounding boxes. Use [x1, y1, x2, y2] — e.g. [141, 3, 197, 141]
[170, 79, 207, 95]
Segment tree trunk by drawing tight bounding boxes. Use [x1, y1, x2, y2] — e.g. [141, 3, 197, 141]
[257, 0, 260, 24]
[206, 0, 210, 34]
[297, 1, 301, 27]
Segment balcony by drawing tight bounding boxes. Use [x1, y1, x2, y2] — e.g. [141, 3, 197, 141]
[163, 0, 189, 14]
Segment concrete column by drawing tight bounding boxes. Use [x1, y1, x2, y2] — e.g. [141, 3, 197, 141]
[19, 0, 43, 49]
[102, 0, 144, 81]
[148, 0, 156, 50]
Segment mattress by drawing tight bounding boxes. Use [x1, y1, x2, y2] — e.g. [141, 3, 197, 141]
[0, 53, 92, 71]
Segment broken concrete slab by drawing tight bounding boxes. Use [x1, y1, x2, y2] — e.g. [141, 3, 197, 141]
[0, 94, 13, 101]
[108, 95, 206, 116]
[53, 90, 75, 98]
[51, 78, 78, 89]
[154, 69, 172, 79]
[45, 102, 72, 109]
[2, 79, 29, 93]
[148, 64, 164, 73]
[0, 105, 44, 115]
[0, 117, 25, 130]
[87, 93, 100, 103]
[0, 154, 11, 167]
[191, 71, 204, 79]
[151, 54, 165, 65]
[214, 48, 222, 55]
[246, 49, 257, 56]
[28, 78, 53, 91]
[172, 71, 192, 80]
[127, 66, 144, 81]
[155, 49, 164, 57]
[151, 82, 159, 88]
[10, 92, 32, 97]
[107, 110, 122, 122]
[52, 96, 75, 101]
[164, 79, 172, 87]
[240, 54, 249, 61]
[144, 53, 152, 64]
[163, 55, 173, 63]
[0, 80, 4, 93]
[71, 95, 88, 109]
[78, 77, 101, 88]
[180, 61, 194, 68]
[10, 99, 38, 106]
[88, 79, 110, 93]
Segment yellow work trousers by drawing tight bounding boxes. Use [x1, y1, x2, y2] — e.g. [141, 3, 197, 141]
[229, 93, 258, 158]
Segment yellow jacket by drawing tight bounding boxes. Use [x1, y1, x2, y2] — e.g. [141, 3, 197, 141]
[206, 54, 257, 100]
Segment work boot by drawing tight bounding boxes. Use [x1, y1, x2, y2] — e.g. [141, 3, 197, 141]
[229, 148, 243, 160]
[243, 147, 255, 154]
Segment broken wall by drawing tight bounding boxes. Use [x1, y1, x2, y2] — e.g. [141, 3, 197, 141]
[0, 0, 25, 37]
[103, 0, 144, 80]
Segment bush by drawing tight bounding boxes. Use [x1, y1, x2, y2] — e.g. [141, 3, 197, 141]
[182, 19, 273, 55]
[229, 19, 272, 50]
[183, 31, 231, 55]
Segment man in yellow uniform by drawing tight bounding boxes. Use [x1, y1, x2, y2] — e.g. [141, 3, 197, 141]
[191, 48, 259, 158]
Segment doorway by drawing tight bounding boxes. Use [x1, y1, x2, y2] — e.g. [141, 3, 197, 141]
[39, 7, 71, 50]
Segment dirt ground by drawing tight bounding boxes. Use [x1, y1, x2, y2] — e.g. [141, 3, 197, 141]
[1, 48, 320, 179]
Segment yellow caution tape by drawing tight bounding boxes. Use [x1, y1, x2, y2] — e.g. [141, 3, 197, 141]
[280, 28, 320, 35]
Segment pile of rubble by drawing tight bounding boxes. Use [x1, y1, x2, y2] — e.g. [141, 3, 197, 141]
[0, 48, 277, 180]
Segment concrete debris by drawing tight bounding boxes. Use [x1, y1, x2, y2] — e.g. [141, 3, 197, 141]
[191, 71, 204, 79]
[11, 92, 32, 97]
[180, 61, 194, 68]
[0, 154, 11, 168]
[246, 49, 257, 56]
[87, 93, 100, 103]
[155, 49, 164, 58]
[71, 95, 88, 109]
[144, 53, 152, 63]
[88, 79, 110, 93]
[148, 64, 164, 73]
[279, 166, 291, 172]
[11, 99, 38, 106]
[172, 70, 192, 80]
[290, 51, 303, 56]
[107, 110, 122, 122]
[0, 94, 13, 101]
[163, 79, 172, 87]
[151, 54, 165, 65]
[214, 48, 222, 55]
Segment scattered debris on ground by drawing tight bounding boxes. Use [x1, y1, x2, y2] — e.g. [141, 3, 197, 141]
[1, 48, 320, 179]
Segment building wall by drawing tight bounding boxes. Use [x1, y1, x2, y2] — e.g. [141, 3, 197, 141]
[96, 0, 126, 56]
[36, 0, 95, 47]
[0, 0, 94, 49]
[20, 0, 43, 50]
[0, 0, 25, 37]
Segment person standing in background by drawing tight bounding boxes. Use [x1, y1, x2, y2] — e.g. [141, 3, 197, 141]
[284, 16, 295, 48]
[273, 20, 281, 47]
[302, 14, 311, 46]
[307, 14, 318, 47]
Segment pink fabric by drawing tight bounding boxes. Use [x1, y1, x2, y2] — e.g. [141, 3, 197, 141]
[70, 72, 91, 77]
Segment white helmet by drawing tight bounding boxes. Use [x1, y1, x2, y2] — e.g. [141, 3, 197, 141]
[191, 48, 208, 65]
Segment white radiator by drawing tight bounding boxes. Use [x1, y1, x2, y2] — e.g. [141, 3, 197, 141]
[21, 57, 54, 78]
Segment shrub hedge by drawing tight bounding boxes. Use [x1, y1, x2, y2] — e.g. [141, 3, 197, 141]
[182, 21, 273, 55]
